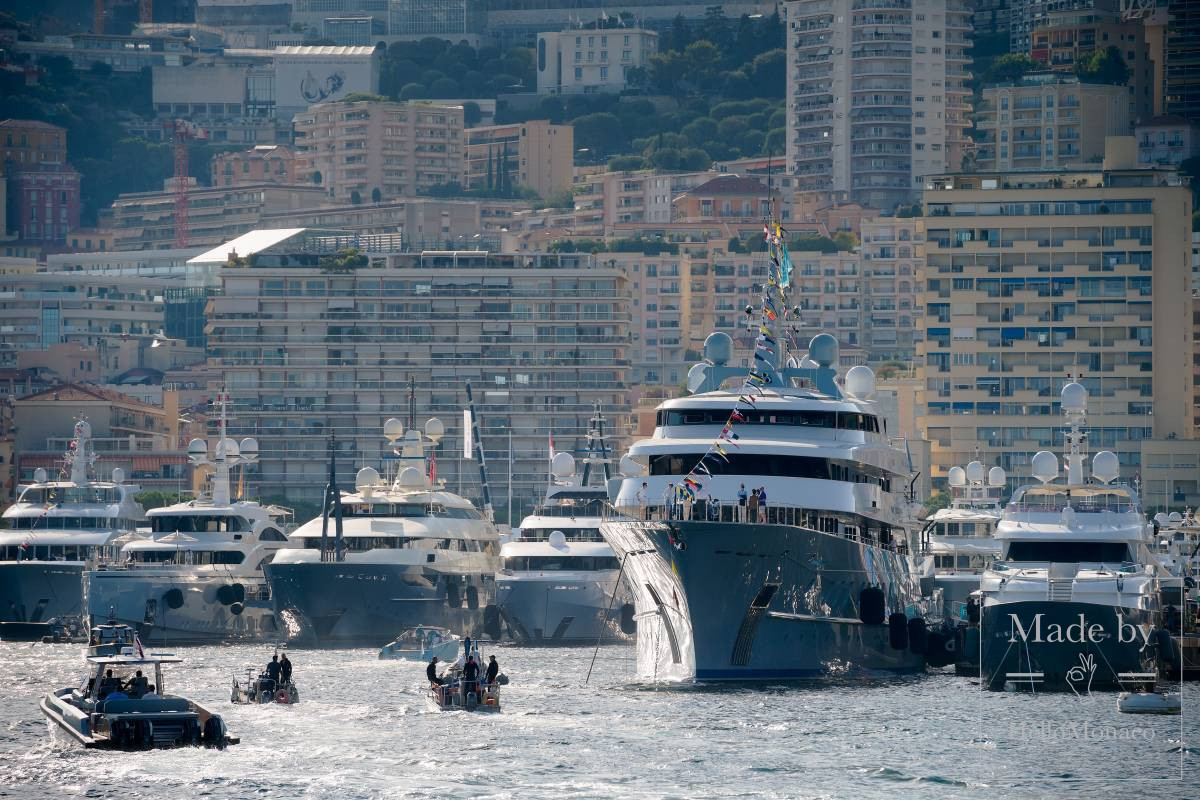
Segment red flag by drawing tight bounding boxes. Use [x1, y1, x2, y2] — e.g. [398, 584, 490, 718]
[429, 450, 437, 485]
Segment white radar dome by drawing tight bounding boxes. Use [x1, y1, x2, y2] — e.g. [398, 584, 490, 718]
[551, 452, 576, 480]
[356, 467, 381, 490]
[1092, 450, 1120, 484]
[1031, 451, 1059, 484]
[33, 467, 48, 483]
[548, 530, 567, 548]
[966, 460, 986, 484]
[383, 417, 405, 443]
[1168, 512, 1183, 527]
[1154, 512, 1168, 526]
[686, 363, 708, 394]
[239, 438, 259, 459]
[988, 466, 1007, 488]
[844, 365, 876, 400]
[187, 438, 208, 458]
[947, 466, 967, 487]
[397, 466, 426, 489]
[808, 334, 839, 368]
[424, 417, 445, 441]
[216, 438, 240, 459]
[1061, 382, 1088, 413]
[110, 467, 125, 484]
[703, 332, 734, 366]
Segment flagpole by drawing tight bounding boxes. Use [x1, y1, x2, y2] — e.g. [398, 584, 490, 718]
[507, 427, 514, 528]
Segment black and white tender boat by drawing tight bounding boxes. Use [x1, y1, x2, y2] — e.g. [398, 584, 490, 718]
[979, 382, 1165, 692]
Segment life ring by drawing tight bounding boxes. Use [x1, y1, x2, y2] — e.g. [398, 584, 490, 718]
[275, 689, 290, 704]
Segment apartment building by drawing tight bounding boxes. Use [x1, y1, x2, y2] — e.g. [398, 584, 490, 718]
[785, 0, 972, 211]
[464, 120, 574, 199]
[671, 176, 778, 223]
[210, 145, 299, 187]
[1166, 0, 1200, 123]
[917, 139, 1195, 490]
[1136, 115, 1200, 167]
[974, 76, 1130, 172]
[195, 229, 631, 510]
[1, 120, 67, 170]
[294, 99, 465, 204]
[1008, 0, 1100, 55]
[572, 169, 675, 235]
[1030, 8, 1160, 120]
[108, 182, 326, 250]
[535, 28, 658, 95]
[861, 217, 925, 363]
[2, 119, 80, 244]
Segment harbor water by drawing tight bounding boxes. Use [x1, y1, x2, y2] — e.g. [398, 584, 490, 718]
[1, 642, 1196, 799]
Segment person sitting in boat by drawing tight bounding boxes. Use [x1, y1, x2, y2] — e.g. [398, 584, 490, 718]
[98, 669, 121, 698]
[426, 656, 445, 687]
[129, 670, 149, 698]
[279, 653, 292, 686]
[485, 655, 499, 686]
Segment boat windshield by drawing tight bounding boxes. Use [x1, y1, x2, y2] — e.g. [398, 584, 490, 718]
[150, 515, 247, 534]
[532, 499, 607, 517]
[503, 555, 620, 571]
[1, 516, 130, 530]
[1005, 541, 1131, 563]
[1007, 487, 1136, 514]
[520, 527, 604, 542]
[342, 504, 482, 519]
[18, 486, 120, 505]
[298, 536, 482, 552]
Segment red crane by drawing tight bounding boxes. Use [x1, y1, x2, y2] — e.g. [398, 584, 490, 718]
[165, 119, 206, 249]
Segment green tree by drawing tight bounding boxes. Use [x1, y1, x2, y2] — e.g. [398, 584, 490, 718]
[462, 100, 482, 127]
[1075, 46, 1131, 85]
[682, 117, 719, 148]
[135, 491, 189, 510]
[399, 82, 426, 100]
[922, 491, 949, 517]
[984, 53, 1038, 84]
[607, 155, 646, 171]
[573, 112, 625, 159]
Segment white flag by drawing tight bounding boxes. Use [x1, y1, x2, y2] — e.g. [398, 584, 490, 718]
[463, 409, 473, 459]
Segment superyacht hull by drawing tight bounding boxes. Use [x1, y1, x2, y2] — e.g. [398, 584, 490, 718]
[0, 562, 85, 624]
[265, 562, 492, 647]
[495, 575, 632, 645]
[981, 601, 1158, 692]
[87, 572, 279, 645]
[598, 519, 926, 682]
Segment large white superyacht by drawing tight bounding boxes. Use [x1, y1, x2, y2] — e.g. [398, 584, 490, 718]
[600, 229, 927, 682]
[0, 421, 145, 635]
[921, 460, 1004, 619]
[978, 382, 1164, 692]
[266, 416, 500, 647]
[496, 410, 634, 644]
[87, 399, 294, 644]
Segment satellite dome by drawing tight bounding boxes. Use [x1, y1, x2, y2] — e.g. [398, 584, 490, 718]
[548, 530, 567, 548]
[1091, 450, 1119, 484]
[965, 461, 986, 484]
[1154, 512, 1168, 526]
[355, 467, 381, 490]
[239, 438, 259, 459]
[111, 467, 125, 484]
[988, 466, 1007, 488]
[686, 363, 709, 394]
[808, 334, 838, 367]
[424, 417, 445, 441]
[619, 454, 644, 477]
[74, 420, 92, 439]
[187, 438, 208, 458]
[703, 332, 734, 366]
[398, 466, 426, 489]
[844, 365, 876, 400]
[551, 452, 576, 480]
[383, 417, 405, 443]
[1031, 451, 1059, 483]
[1167, 511, 1183, 527]
[1060, 382, 1088, 413]
[947, 466, 967, 487]
[33, 467, 48, 483]
[216, 438, 240, 459]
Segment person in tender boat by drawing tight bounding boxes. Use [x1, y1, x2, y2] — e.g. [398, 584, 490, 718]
[485, 655, 499, 686]
[461, 656, 480, 704]
[280, 653, 292, 686]
[129, 670, 149, 698]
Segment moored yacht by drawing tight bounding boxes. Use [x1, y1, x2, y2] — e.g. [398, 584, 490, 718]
[266, 416, 500, 647]
[922, 460, 1004, 619]
[87, 398, 294, 644]
[600, 224, 927, 682]
[979, 382, 1164, 692]
[0, 421, 145, 633]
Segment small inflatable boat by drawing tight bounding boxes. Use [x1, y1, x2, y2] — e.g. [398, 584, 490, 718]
[1117, 691, 1182, 715]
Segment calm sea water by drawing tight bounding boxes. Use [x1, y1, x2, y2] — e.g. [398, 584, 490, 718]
[1, 641, 1195, 799]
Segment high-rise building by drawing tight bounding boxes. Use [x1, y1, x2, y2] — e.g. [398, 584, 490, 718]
[196, 229, 631, 509]
[785, 0, 972, 212]
[917, 138, 1195, 490]
[294, 99, 465, 203]
[1166, 0, 1200, 123]
[974, 76, 1131, 172]
[861, 217, 925, 363]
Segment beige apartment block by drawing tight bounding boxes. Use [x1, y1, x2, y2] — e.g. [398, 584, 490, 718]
[861, 217, 925, 363]
[195, 230, 630, 509]
[294, 99, 465, 204]
[785, 0, 972, 211]
[917, 141, 1195, 491]
[211, 145, 299, 187]
[465, 120, 574, 199]
[974, 77, 1130, 172]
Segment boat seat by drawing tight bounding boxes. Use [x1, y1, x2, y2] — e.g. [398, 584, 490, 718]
[101, 697, 191, 714]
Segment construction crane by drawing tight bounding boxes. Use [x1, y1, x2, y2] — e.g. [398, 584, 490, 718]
[164, 119, 206, 249]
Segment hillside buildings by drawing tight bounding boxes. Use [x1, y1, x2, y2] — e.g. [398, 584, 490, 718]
[785, 0, 972, 211]
[294, 99, 465, 203]
[464, 120, 574, 198]
[1, 120, 80, 245]
[917, 139, 1195, 493]
[536, 27, 658, 95]
[211, 145, 299, 187]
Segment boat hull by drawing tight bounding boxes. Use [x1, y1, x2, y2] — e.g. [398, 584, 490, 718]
[265, 561, 493, 647]
[87, 571, 280, 645]
[495, 575, 632, 645]
[0, 562, 85, 624]
[598, 519, 926, 682]
[980, 601, 1159, 692]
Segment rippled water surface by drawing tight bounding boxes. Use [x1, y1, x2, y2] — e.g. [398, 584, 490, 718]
[1, 641, 1196, 799]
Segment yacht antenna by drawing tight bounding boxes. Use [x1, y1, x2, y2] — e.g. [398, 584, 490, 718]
[320, 434, 344, 562]
[66, 418, 94, 485]
[407, 375, 416, 430]
[465, 383, 494, 521]
[211, 392, 232, 506]
[1061, 374, 1087, 486]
